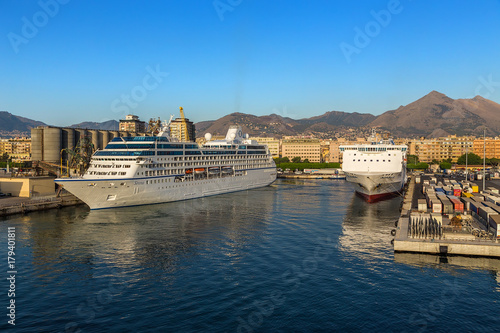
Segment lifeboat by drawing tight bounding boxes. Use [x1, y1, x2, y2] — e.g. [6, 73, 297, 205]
[185, 169, 193, 174]
[208, 167, 220, 173]
[194, 168, 205, 174]
[222, 166, 232, 173]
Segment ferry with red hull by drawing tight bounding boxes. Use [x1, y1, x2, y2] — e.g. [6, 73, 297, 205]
[340, 131, 407, 202]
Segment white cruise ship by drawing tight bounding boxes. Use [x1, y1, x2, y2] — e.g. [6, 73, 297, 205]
[55, 123, 277, 210]
[340, 131, 407, 202]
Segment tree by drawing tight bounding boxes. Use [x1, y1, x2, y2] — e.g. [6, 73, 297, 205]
[407, 155, 419, 164]
[489, 158, 500, 167]
[292, 156, 301, 163]
[440, 161, 452, 170]
[273, 157, 290, 165]
[0, 153, 8, 162]
[457, 153, 483, 165]
[431, 159, 440, 165]
[303, 159, 310, 163]
[407, 162, 428, 170]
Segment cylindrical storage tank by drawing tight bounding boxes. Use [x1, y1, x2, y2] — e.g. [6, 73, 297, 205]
[62, 128, 75, 150]
[89, 130, 99, 151]
[31, 127, 44, 161]
[75, 129, 88, 146]
[61, 128, 75, 162]
[43, 127, 62, 163]
[109, 131, 119, 141]
[100, 131, 110, 149]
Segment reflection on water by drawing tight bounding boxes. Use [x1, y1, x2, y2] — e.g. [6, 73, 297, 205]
[394, 252, 500, 292]
[339, 193, 402, 260]
[27, 187, 276, 280]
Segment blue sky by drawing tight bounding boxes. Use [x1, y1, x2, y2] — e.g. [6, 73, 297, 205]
[1, 0, 500, 126]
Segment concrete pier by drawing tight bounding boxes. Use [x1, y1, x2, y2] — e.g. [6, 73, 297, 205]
[0, 194, 84, 217]
[393, 175, 500, 258]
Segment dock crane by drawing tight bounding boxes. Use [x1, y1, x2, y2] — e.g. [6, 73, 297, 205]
[179, 106, 190, 141]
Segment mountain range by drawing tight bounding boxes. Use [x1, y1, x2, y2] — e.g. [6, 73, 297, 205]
[1, 91, 500, 138]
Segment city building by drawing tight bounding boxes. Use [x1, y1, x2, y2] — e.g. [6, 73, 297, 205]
[119, 115, 146, 133]
[320, 140, 331, 162]
[413, 136, 474, 163]
[473, 137, 500, 159]
[169, 118, 195, 142]
[249, 137, 280, 157]
[330, 137, 367, 163]
[0, 137, 31, 162]
[281, 137, 321, 163]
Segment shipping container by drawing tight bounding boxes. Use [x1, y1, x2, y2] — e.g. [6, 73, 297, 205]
[487, 187, 499, 194]
[449, 198, 464, 213]
[453, 188, 461, 197]
[472, 195, 484, 201]
[469, 201, 479, 214]
[486, 195, 500, 206]
[471, 184, 479, 193]
[480, 201, 500, 214]
[462, 192, 473, 198]
[435, 187, 445, 194]
[418, 199, 427, 212]
[460, 197, 473, 211]
[423, 180, 430, 185]
[478, 206, 497, 222]
[431, 200, 442, 214]
[437, 195, 454, 214]
[489, 214, 500, 238]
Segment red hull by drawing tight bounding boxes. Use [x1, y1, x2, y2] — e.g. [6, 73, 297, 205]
[356, 191, 400, 203]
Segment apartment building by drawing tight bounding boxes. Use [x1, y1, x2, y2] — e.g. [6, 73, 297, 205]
[119, 114, 146, 133]
[0, 137, 31, 161]
[473, 137, 500, 159]
[412, 136, 474, 163]
[281, 137, 321, 162]
[249, 137, 280, 157]
[169, 118, 196, 142]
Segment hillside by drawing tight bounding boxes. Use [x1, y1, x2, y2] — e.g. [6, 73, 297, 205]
[69, 120, 119, 130]
[368, 91, 500, 137]
[194, 91, 500, 138]
[0, 111, 46, 137]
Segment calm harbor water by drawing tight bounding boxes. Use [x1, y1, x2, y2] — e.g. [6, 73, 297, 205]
[1, 179, 500, 332]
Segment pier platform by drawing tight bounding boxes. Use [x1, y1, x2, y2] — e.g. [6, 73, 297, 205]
[0, 193, 84, 217]
[393, 174, 500, 258]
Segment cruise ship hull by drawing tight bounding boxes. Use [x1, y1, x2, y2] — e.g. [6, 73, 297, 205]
[56, 168, 276, 210]
[344, 171, 405, 202]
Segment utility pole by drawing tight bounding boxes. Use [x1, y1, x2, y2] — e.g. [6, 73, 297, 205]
[483, 129, 486, 192]
[465, 140, 468, 180]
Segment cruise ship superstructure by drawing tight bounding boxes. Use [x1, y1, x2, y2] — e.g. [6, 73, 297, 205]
[340, 131, 407, 202]
[56, 121, 277, 210]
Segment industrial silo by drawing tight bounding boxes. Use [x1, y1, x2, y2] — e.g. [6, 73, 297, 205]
[62, 128, 75, 150]
[101, 131, 110, 149]
[75, 129, 88, 146]
[43, 127, 62, 163]
[61, 128, 75, 160]
[31, 127, 43, 161]
[110, 131, 120, 141]
[89, 130, 99, 151]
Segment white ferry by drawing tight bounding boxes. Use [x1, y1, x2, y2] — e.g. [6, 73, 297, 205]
[340, 131, 407, 202]
[55, 123, 277, 209]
